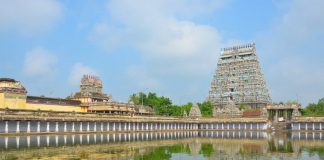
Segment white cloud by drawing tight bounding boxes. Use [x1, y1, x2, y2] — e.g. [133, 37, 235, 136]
[0, 0, 63, 35]
[68, 63, 98, 86]
[257, 0, 324, 105]
[90, 0, 226, 101]
[126, 66, 161, 90]
[23, 47, 58, 77]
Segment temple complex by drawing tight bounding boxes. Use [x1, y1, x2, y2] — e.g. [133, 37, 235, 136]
[70, 75, 154, 115]
[206, 43, 271, 116]
[0, 78, 84, 112]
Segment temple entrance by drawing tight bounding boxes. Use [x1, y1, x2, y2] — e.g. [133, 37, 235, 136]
[268, 109, 293, 122]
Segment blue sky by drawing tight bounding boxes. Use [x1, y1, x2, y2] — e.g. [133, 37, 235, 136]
[1, 0, 324, 106]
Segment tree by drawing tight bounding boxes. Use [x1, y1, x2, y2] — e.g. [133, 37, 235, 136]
[129, 92, 173, 116]
[198, 102, 213, 117]
[318, 98, 324, 104]
[302, 98, 324, 116]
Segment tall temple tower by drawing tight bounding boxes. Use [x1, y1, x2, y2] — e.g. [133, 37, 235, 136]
[206, 43, 271, 112]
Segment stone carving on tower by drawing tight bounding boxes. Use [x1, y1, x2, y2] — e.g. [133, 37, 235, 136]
[189, 104, 202, 118]
[206, 43, 271, 116]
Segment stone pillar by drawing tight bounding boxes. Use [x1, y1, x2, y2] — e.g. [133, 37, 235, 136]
[27, 121, 31, 133]
[306, 123, 308, 130]
[5, 121, 8, 133]
[80, 122, 83, 132]
[87, 122, 90, 132]
[72, 122, 75, 132]
[101, 122, 104, 132]
[94, 122, 97, 132]
[257, 123, 259, 130]
[55, 122, 59, 132]
[136, 122, 139, 131]
[239, 123, 241, 130]
[313, 123, 315, 130]
[46, 122, 50, 133]
[37, 121, 40, 133]
[146, 123, 148, 130]
[245, 123, 247, 130]
[233, 123, 235, 130]
[320, 123, 322, 130]
[298, 123, 301, 130]
[113, 122, 116, 131]
[250, 123, 252, 130]
[64, 122, 67, 132]
[118, 122, 121, 131]
[17, 121, 20, 133]
[291, 123, 294, 130]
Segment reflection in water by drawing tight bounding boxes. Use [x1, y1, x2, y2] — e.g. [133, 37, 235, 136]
[0, 131, 323, 160]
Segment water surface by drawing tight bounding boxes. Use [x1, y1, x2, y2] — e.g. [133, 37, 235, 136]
[0, 131, 323, 160]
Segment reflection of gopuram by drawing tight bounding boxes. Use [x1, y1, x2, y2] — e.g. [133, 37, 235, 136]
[206, 43, 271, 117]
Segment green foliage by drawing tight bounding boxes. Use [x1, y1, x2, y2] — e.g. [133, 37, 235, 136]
[318, 98, 324, 104]
[198, 102, 213, 117]
[129, 92, 178, 116]
[129, 92, 213, 117]
[239, 104, 248, 111]
[302, 98, 324, 116]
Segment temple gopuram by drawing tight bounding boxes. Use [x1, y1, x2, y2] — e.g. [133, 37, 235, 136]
[206, 43, 272, 117]
[70, 75, 154, 115]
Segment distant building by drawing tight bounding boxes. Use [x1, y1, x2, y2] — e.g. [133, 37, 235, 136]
[0, 78, 84, 112]
[71, 75, 112, 103]
[70, 75, 154, 115]
[0, 78, 27, 109]
[206, 43, 271, 116]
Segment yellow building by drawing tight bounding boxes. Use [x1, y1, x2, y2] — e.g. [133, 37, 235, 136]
[0, 78, 27, 110]
[0, 78, 86, 112]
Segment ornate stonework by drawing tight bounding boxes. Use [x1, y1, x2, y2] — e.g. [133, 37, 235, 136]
[206, 43, 271, 117]
[189, 104, 202, 118]
[213, 100, 241, 117]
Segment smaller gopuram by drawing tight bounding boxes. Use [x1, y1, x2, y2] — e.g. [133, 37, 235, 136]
[71, 75, 154, 115]
[71, 75, 112, 103]
[189, 104, 202, 118]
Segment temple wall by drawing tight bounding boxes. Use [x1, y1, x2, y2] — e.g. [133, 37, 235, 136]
[25, 103, 84, 112]
[0, 93, 26, 110]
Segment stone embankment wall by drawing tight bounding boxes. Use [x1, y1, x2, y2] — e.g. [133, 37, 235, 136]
[0, 110, 269, 134]
[290, 117, 324, 131]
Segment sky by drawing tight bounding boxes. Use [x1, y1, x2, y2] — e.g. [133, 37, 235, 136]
[1, 0, 324, 106]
